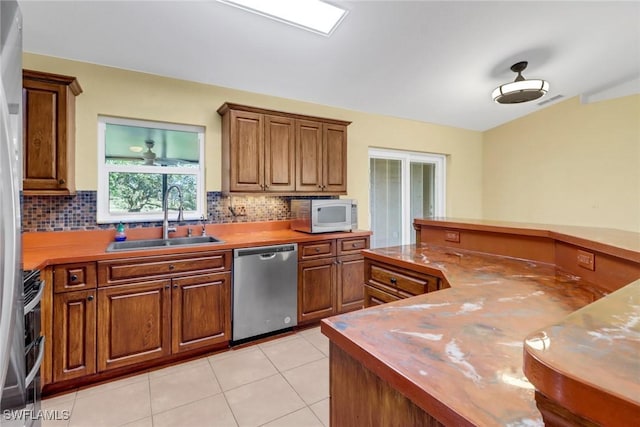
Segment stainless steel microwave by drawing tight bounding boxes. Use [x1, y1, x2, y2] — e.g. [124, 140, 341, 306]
[291, 199, 357, 233]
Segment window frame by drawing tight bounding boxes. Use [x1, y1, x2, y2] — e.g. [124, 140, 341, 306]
[368, 147, 446, 246]
[97, 116, 206, 224]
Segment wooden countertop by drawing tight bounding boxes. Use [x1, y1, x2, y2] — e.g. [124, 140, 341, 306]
[323, 243, 608, 425]
[415, 217, 640, 263]
[22, 220, 371, 270]
[322, 219, 640, 426]
[523, 280, 640, 425]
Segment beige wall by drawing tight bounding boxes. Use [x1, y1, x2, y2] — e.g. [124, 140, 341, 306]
[483, 95, 640, 232]
[23, 53, 484, 229]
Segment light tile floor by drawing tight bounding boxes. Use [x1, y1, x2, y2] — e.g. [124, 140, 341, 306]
[42, 327, 330, 427]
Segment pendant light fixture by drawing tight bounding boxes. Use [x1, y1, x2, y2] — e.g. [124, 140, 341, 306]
[492, 61, 549, 104]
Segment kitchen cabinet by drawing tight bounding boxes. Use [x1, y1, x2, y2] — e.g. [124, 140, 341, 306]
[96, 250, 232, 371]
[97, 279, 171, 371]
[218, 103, 349, 194]
[364, 258, 442, 307]
[22, 69, 82, 195]
[298, 236, 369, 324]
[51, 262, 97, 383]
[172, 272, 231, 353]
[295, 120, 347, 193]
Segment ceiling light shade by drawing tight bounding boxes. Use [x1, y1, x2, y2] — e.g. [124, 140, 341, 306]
[492, 61, 549, 104]
[218, 0, 348, 36]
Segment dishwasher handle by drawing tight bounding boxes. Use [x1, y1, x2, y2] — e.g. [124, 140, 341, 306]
[235, 243, 297, 258]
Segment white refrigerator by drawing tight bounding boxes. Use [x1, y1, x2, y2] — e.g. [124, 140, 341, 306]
[0, 0, 23, 412]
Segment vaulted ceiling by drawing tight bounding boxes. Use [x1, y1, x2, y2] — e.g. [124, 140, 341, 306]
[20, 1, 640, 131]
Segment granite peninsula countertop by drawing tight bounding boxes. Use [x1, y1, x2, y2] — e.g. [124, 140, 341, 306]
[321, 242, 638, 426]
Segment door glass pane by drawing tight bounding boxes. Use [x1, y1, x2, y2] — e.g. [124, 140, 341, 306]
[409, 162, 435, 244]
[370, 158, 402, 248]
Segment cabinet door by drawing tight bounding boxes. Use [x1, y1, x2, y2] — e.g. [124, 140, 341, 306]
[97, 279, 171, 371]
[322, 123, 347, 193]
[172, 272, 231, 353]
[364, 284, 399, 307]
[53, 290, 96, 382]
[336, 255, 365, 314]
[22, 80, 71, 193]
[229, 110, 264, 191]
[295, 119, 323, 191]
[265, 115, 295, 192]
[298, 258, 336, 323]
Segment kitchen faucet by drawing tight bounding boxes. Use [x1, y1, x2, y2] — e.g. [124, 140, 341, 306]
[162, 185, 184, 240]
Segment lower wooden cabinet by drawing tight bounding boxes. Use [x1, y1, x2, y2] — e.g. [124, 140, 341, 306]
[298, 236, 369, 324]
[172, 272, 231, 353]
[97, 279, 172, 371]
[364, 258, 443, 307]
[48, 251, 232, 387]
[298, 258, 336, 323]
[52, 289, 96, 382]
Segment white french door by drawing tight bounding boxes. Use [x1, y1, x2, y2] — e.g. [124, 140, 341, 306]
[369, 148, 446, 248]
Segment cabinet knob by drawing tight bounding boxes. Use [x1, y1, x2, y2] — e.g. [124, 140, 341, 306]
[352, 243, 358, 248]
[168, 264, 175, 270]
[87, 295, 94, 301]
[173, 284, 178, 289]
[58, 179, 66, 185]
[315, 248, 320, 253]
[264, 184, 269, 189]
[165, 285, 170, 290]
[390, 277, 397, 284]
[70, 274, 78, 282]
[317, 185, 322, 189]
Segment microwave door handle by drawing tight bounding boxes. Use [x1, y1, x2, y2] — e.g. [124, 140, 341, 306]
[25, 336, 46, 387]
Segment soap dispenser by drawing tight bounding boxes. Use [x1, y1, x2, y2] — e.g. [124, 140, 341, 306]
[115, 222, 127, 241]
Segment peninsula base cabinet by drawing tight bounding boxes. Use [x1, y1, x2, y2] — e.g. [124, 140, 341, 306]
[298, 236, 369, 324]
[46, 251, 231, 391]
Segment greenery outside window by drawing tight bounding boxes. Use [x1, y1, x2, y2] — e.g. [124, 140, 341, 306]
[97, 116, 205, 223]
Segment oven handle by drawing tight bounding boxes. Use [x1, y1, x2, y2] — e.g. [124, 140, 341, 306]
[24, 279, 45, 316]
[25, 335, 45, 387]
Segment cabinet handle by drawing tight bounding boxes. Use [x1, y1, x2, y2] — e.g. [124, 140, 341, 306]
[70, 274, 78, 282]
[390, 277, 397, 284]
[168, 264, 175, 270]
[315, 248, 320, 253]
[352, 243, 358, 248]
[264, 184, 269, 189]
[317, 184, 322, 189]
[87, 295, 94, 301]
[165, 285, 170, 290]
[173, 284, 178, 289]
[58, 179, 66, 185]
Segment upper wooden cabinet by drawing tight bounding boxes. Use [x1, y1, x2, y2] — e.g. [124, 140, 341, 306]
[22, 70, 82, 195]
[218, 103, 350, 194]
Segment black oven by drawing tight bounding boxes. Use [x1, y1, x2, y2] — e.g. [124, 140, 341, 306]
[1, 270, 44, 427]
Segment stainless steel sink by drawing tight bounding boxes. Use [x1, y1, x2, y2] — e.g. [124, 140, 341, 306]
[106, 236, 223, 252]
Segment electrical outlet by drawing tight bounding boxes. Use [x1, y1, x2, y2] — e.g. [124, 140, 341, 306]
[444, 230, 460, 243]
[577, 250, 595, 271]
[237, 206, 246, 216]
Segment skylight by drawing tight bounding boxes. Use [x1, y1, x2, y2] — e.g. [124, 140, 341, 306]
[218, 0, 348, 36]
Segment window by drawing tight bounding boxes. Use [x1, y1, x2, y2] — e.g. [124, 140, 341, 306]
[369, 148, 446, 248]
[97, 116, 205, 223]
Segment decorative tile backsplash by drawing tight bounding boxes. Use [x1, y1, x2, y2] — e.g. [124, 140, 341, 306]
[21, 191, 335, 232]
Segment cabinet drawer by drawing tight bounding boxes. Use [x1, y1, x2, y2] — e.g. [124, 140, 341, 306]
[337, 237, 369, 255]
[299, 240, 336, 260]
[54, 262, 97, 293]
[98, 251, 231, 286]
[369, 263, 439, 296]
[364, 284, 400, 307]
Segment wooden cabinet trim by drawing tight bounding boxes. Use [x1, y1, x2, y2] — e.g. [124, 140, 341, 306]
[217, 102, 351, 126]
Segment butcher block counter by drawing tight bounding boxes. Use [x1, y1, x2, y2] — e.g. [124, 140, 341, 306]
[321, 219, 640, 426]
[23, 220, 371, 270]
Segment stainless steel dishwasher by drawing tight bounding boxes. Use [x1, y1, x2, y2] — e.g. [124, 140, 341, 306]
[232, 243, 298, 342]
